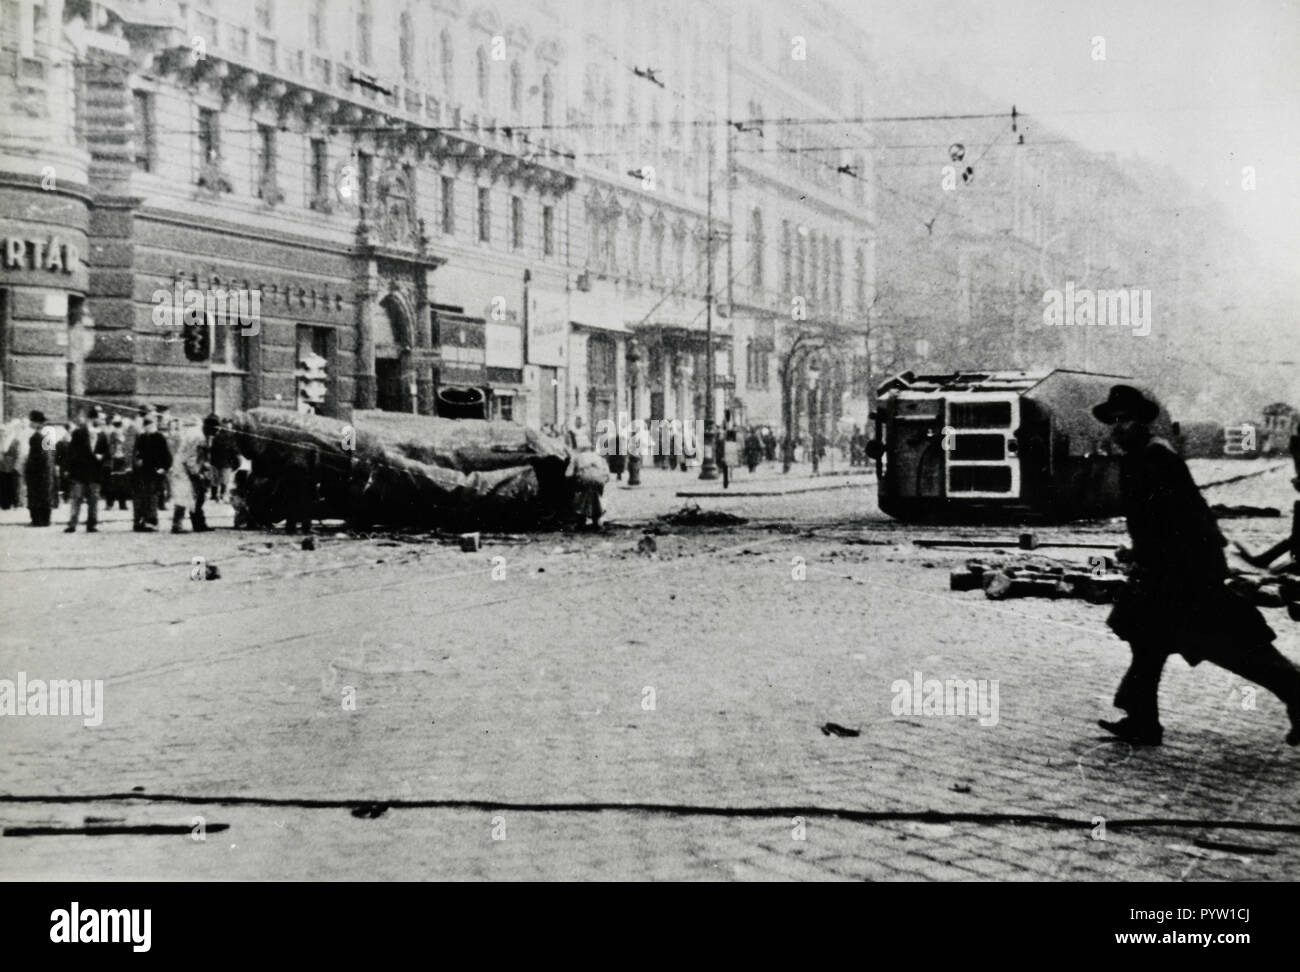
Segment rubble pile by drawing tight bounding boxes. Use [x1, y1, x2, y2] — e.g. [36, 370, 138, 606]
[657, 503, 748, 527]
[950, 555, 1128, 603]
[953, 552, 1300, 617]
[1226, 571, 1300, 616]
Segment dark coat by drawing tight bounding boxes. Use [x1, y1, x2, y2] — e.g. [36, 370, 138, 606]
[132, 430, 172, 474]
[210, 428, 239, 470]
[24, 430, 54, 510]
[67, 426, 109, 483]
[1107, 437, 1274, 662]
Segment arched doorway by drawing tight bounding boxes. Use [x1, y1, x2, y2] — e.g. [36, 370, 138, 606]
[375, 293, 414, 412]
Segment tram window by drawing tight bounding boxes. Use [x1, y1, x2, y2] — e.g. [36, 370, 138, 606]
[950, 466, 1012, 493]
[949, 401, 1012, 428]
[950, 433, 1005, 461]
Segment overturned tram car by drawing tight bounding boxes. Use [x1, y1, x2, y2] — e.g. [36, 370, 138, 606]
[865, 369, 1174, 522]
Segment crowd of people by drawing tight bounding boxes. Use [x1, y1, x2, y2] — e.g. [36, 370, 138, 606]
[1, 406, 241, 535]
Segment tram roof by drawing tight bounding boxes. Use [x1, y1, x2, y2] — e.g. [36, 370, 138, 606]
[877, 368, 1133, 397]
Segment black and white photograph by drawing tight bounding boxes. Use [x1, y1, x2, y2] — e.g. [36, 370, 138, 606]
[1, 0, 1298, 913]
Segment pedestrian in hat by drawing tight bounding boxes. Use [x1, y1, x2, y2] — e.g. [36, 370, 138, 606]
[64, 407, 109, 532]
[23, 410, 54, 527]
[1094, 384, 1300, 746]
[104, 414, 131, 510]
[131, 414, 171, 532]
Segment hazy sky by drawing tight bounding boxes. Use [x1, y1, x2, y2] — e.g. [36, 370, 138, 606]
[848, 0, 1300, 277]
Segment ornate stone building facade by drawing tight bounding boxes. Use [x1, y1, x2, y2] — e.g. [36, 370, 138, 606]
[2, 0, 878, 442]
[2, 0, 577, 423]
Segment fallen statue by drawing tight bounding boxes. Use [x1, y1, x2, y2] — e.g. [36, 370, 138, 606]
[231, 408, 608, 532]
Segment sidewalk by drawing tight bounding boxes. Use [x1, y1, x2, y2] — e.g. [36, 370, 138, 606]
[608, 459, 872, 495]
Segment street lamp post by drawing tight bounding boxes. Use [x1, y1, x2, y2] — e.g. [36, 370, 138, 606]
[807, 357, 820, 475]
[699, 138, 719, 480]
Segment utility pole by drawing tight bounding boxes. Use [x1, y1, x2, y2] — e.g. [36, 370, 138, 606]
[699, 135, 719, 480]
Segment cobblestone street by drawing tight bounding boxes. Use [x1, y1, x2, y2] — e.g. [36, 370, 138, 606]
[2, 460, 1298, 880]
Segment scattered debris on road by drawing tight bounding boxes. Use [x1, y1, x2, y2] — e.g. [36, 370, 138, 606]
[1210, 504, 1281, 518]
[952, 556, 1127, 603]
[820, 722, 861, 737]
[658, 503, 748, 527]
[1226, 571, 1300, 610]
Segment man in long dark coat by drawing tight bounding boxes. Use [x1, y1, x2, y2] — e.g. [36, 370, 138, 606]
[131, 414, 171, 532]
[23, 410, 54, 527]
[1094, 385, 1300, 745]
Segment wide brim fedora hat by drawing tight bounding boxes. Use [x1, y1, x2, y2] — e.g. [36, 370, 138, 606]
[1092, 384, 1160, 424]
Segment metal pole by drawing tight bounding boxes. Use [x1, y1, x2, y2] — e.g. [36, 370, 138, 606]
[699, 137, 718, 480]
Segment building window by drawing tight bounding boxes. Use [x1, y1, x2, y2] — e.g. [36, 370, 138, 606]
[629, 218, 642, 277]
[356, 0, 372, 67]
[255, 0, 273, 31]
[509, 61, 522, 114]
[822, 237, 832, 306]
[510, 195, 524, 249]
[255, 124, 276, 197]
[197, 107, 219, 165]
[310, 138, 328, 206]
[478, 186, 491, 242]
[132, 90, 153, 173]
[781, 220, 792, 295]
[399, 11, 414, 80]
[750, 207, 764, 290]
[195, 12, 219, 49]
[441, 175, 455, 234]
[541, 73, 554, 127]
[588, 334, 617, 386]
[476, 47, 489, 105]
[210, 309, 251, 373]
[603, 210, 618, 270]
[790, 228, 800, 296]
[440, 29, 454, 97]
[855, 247, 866, 313]
[357, 151, 372, 208]
[308, 0, 325, 49]
[807, 232, 819, 305]
[296, 325, 330, 414]
[542, 204, 555, 256]
[746, 341, 771, 390]
[833, 239, 844, 311]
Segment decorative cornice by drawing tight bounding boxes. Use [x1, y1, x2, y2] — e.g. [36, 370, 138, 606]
[0, 172, 94, 205]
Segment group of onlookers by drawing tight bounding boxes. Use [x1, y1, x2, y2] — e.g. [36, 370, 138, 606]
[3, 406, 241, 534]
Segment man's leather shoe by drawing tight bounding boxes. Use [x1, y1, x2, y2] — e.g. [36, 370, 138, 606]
[1099, 718, 1163, 745]
[85, 526, 97, 533]
[63, 526, 75, 533]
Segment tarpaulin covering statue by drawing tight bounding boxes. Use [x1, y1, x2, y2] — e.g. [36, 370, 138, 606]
[231, 408, 606, 532]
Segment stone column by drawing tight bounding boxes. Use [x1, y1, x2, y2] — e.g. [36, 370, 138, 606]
[353, 262, 377, 410]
